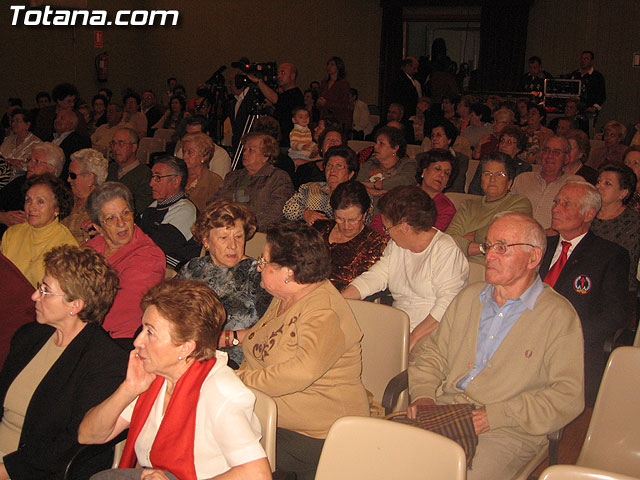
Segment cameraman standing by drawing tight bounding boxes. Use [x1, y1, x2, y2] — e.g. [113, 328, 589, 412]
[248, 62, 304, 146]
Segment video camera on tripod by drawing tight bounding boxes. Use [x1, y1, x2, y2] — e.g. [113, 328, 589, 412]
[231, 61, 278, 90]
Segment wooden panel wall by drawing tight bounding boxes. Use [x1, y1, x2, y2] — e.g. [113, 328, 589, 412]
[526, 0, 640, 127]
[0, 1, 382, 109]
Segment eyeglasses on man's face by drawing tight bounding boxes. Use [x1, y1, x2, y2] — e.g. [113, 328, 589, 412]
[479, 242, 536, 255]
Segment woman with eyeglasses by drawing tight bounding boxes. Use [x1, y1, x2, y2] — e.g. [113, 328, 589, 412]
[61, 148, 108, 243]
[0, 245, 127, 480]
[445, 152, 532, 264]
[343, 186, 469, 350]
[283, 145, 362, 225]
[86, 182, 165, 347]
[0, 174, 77, 287]
[238, 222, 368, 480]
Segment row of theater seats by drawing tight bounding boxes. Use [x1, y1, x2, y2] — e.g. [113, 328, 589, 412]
[96, 336, 640, 480]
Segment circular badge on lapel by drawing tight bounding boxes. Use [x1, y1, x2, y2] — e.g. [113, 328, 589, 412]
[573, 274, 591, 294]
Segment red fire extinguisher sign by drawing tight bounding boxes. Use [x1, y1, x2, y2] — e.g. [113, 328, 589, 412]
[94, 31, 103, 48]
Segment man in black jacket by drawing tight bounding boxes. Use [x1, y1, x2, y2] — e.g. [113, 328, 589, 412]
[539, 181, 630, 406]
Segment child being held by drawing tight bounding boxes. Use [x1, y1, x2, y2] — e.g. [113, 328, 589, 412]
[288, 107, 317, 162]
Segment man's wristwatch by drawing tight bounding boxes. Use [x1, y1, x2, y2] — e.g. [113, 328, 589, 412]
[231, 330, 240, 346]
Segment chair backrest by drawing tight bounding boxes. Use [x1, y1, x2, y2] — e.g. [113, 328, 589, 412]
[137, 137, 166, 164]
[576, 347, 640, 477]
[247, 386, 277, 472]
[540, 465, 639, 480]
[346, 299, 409, 412]
[405, 144, 422, 159]
[154, 128, 176, 141]
[445, 191, 482, 210]
[347, 140, 375, 155]
[245, 232, 267, 259]
[315, 416, 466, 480]
[465, 159, 480, 192]
[453, 135, 472, 160]
[634, 325, 640, 347]
[587, 139, 605, 166]
[468, 261, 486, 284]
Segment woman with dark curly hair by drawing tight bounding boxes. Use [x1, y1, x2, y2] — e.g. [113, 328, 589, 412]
[357, 126, 417, 211]
[178, 200, 272, 368]
[238, 221, 368, 480]
[0, 173, 77, 286]
[592, 163, 640, 291]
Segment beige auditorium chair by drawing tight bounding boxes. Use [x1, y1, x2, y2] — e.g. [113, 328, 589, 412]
[468, 261, 486, 285]
[405, 143, 422, 159]
[247, 386, 277, 472]
[445, 191, 482, 210]
[540, 464, 640, 480]
[465, 159, 480, 193]
[346, 299, 410, 414]
[153, 128, 176, 142]
[315, 416, 466, 480]
[347, 140, 375, 155]
[136, 137, 166, 164]
[575, 346, 640, 477]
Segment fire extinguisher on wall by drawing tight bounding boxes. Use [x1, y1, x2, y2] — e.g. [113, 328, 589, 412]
[95, 52, 109, 82]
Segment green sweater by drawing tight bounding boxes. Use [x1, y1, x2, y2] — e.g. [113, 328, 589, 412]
[446, 193, 532, 264]
[409, 282, 584, 449]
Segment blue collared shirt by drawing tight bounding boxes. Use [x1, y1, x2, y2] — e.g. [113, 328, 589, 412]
[457, 276, 545, 390]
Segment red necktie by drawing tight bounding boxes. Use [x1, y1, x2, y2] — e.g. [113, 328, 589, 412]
[544, 241, 571, 287]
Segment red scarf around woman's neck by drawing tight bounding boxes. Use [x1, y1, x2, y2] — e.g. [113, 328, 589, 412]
[119, 358, 217, 480]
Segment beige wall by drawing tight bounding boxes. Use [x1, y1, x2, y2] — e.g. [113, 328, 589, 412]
[526, 0, 640, 128]
[0, 1, 382, 109]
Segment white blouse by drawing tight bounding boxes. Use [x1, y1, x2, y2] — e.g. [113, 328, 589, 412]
[121, 351, 266, 479]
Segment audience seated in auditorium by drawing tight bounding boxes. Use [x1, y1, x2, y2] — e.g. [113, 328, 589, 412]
[343, 186, 468, 350]
[357, 126, 417, 212]
[1, 173, 77, 287]
[523, 104, 553, 164]
[564, 129, 598, 184]
[141, 90, 164, 137]
[623, 147, 640, 211]
[62, 148, 108, 243]
[460, 103, 492, 150]
[293, 123, 343, 188]
[251, 115, 296, 181]
[238, 222, 368, 480]
[122, 92, 148, 140]
[215, 132, 294, 232]
[428, 119, 468, 193]
[86, 182, 165, 347]
[468, 125, 532, 195]
[0, 245, 127, 480]
[587, 120, 628, 169]
[32, 83, 86, 141]
[409, 211, 584, 480]
[178, 201, 272, 368]
[473, 107, 515, 160]
[446, 153, 532, 265]
[106, 127, 153, 215]
[153, 94, 188, 131]
[180, 132, 223, 213]
[90, 94, 108, 131]
[591, 163, 640, 292]
[139, 155, 200, 270]
[0, 109, 41, 185]
[314, 180, 387, 291]
[284, 145, 360, 225]
[0, 142, 65, 236]
[174, 115, 231, 180]
[51, 108, 91, 178]
[91, 103, 131, 150]
[511, 135, 583, 232]
[539, 181, 629, 406]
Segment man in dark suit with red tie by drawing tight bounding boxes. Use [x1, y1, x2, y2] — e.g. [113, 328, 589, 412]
[540, 181, 630, 406]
